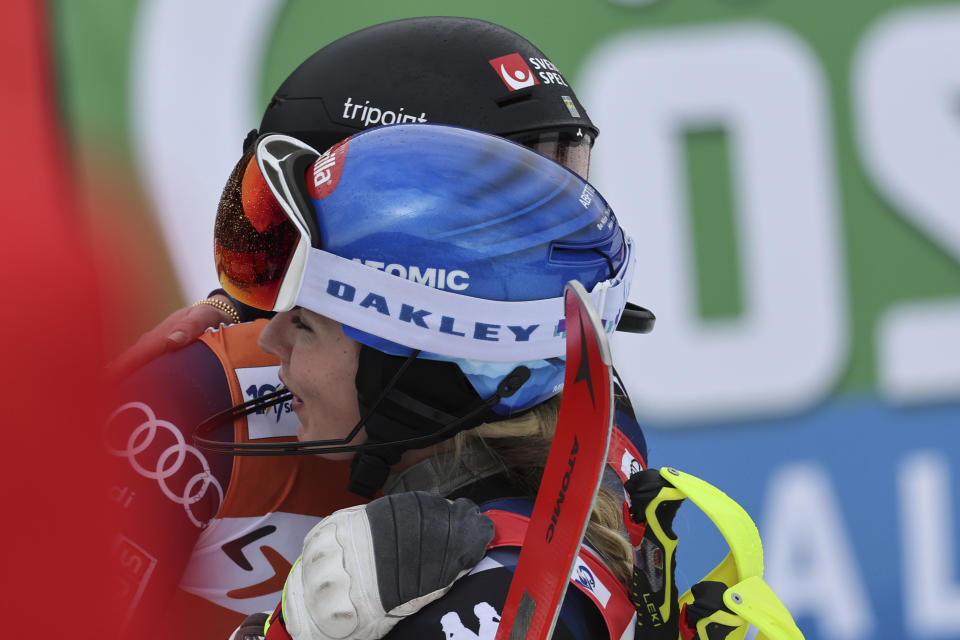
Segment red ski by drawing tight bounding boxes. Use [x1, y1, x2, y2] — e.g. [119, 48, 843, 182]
[495, 280, 615, 640]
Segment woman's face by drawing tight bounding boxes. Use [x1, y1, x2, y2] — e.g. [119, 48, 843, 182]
[258, 308, 363, 455]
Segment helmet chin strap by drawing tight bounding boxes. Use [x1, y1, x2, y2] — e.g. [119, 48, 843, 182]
[193, 350, 531, 498]
[345, 346, 531, 497]
[192, 347, 425, 456]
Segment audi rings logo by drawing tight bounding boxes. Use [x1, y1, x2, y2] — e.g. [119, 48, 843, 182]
[106, 402, 223, 528]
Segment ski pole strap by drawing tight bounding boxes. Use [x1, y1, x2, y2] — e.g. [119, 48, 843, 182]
[484, 509, 636, 640]
[680, 581, 741, 640]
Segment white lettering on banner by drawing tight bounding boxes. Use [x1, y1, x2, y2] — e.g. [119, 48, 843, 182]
[341, 97, 427, 127]
[899, 452, 960, 636]
[352, 258, 470, 291]
[580, 24, 847, 424]
[853, 7, 960, 405]
[762, 464, 873, 639]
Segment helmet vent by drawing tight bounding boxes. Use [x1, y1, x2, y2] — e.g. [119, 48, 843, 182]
[548, 243, 612, 267]
[495, 91, 536, 109]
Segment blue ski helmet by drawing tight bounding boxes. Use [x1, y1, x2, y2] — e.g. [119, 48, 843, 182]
[214, 124, 639, 495]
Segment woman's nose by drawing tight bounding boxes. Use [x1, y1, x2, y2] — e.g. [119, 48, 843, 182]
[258, 312, 292, 359]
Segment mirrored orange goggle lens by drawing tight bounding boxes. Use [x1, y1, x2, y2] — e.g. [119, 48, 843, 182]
[214, 152, 301, 310]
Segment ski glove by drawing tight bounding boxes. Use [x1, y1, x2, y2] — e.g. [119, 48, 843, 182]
[280, 491, 494, 640]
[625, 468, 686, 640]
[679, 581, 740, 640]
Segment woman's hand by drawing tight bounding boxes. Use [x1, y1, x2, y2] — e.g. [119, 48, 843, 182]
[106, 295, 239, 378]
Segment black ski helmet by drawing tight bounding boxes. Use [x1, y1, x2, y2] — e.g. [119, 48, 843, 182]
[255, 17, 597, 165]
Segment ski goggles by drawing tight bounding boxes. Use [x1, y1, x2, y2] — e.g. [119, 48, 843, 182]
[507, 127, 594, 179]
[214, 131, 638, 362]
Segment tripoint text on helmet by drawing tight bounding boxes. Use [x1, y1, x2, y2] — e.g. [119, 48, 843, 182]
[342, 98, 427, 128]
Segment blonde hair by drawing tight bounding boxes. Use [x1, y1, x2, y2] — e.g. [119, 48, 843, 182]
[453, 396, 634, 588]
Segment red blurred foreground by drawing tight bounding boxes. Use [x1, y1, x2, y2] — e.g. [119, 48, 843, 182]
[0, 2, 138, 636]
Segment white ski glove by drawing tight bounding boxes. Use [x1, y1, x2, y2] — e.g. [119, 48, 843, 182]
[282, 491, 494, 640]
